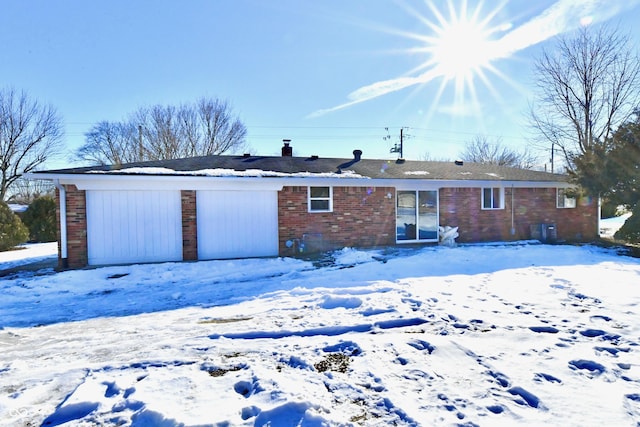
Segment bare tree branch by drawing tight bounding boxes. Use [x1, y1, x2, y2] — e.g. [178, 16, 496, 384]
[460, 135, 539, 169]
[529, 25, 640, 170]
[77, 97, 247, 165]
[6, 177, 54, 204]
[0, 88, 63, 201]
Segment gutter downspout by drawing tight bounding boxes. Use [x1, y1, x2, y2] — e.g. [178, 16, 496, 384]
[54, 180, 68, 268]
[597, 194, 602, 238]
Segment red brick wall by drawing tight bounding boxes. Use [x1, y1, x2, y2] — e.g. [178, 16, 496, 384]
[181, 190, 198, 260]
[61, 185, 88, 268]
[278, 186, 396, 255]
[439, 187, 598, 242]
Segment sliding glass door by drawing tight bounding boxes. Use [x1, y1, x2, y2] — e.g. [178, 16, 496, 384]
[396, 190, 438, 242]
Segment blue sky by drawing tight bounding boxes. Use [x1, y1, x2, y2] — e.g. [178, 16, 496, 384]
[2, 0, 640, 169]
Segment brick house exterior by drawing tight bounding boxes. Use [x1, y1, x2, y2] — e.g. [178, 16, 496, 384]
[278, 186, 398, 254]
[438, 187, 597, 243]
[31, 148, 600, 269]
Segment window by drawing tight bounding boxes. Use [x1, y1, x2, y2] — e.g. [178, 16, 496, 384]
[557, 188, 576, 208]
[482, 187, 503, 210]
[308, 186, 332, 212]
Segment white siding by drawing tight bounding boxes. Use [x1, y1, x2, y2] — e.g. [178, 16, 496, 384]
[197, 190, 278, 259]
[86, 190, 182, 265]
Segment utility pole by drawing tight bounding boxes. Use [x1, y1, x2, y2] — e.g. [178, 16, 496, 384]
[550, 141, 563, 173]
[388, 127, 409, 159]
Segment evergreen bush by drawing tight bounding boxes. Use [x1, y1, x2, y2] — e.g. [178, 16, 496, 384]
[614, 205, 640, 244]
[0, 201, 29, 251]
[22, 196, 57, 242]
[600, 199, 619, 219]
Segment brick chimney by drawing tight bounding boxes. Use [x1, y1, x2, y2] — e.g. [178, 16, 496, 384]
[281, 139, 293, 157]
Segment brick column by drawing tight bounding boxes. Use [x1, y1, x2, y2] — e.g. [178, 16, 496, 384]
[63, 185, 88, 268]
[181, 190, 198, 260]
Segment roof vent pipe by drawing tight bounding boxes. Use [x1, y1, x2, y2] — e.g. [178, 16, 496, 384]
[282, 139, 293, 157]
[353, 149, 362, 161]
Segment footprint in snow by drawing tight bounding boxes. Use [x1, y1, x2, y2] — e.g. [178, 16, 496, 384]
[534, 373, 562, 384]
[508, 386, 542, 409]
[407, 339, 436, 354]
[624, 394, 640, 422]
[568, 359, 606, 376]
[234, 377, 264, 398]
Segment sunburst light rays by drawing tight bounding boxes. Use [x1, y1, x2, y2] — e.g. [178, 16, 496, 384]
[308, 0, 640, 119]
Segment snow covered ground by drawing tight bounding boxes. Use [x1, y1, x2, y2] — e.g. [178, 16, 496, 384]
[1, 240, 639, 426]
[0, 242, 57, 272]
[600, 213, 633, 239]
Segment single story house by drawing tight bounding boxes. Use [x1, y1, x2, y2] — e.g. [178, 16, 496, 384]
[27, 143, 599, 268]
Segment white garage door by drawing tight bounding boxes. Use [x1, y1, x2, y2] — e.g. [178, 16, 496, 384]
[197, 190, 278, 259]
[86, 190, 183, 265]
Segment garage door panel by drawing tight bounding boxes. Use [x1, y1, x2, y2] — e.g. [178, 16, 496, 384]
[86, 190, 182, 265]
[197, 191, 278, 259]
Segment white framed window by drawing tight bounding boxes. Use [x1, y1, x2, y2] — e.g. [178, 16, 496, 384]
[481, 187, 504, 210]
[308, 186, 332, 212]
[557, 188, 576, 208]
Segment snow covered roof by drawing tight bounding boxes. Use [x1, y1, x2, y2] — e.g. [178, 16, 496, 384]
[31, 154, 569, 183]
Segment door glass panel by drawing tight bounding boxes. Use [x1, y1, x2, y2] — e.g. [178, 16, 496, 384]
[493, 187, 501, 208]
[396, 191, 416, 240]
[418, 191, 438, 240]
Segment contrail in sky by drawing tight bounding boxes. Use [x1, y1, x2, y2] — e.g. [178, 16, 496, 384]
[308, 0, 640, 119]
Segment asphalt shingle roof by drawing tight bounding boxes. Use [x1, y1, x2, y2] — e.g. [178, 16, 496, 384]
[37, 153, 568, 183]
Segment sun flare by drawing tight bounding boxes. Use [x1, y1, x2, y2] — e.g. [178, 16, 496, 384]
[308, 0, 511, 119]
[427, 12, 495, 81]
[311, 0, 640, 120]
[413, 0, 508, 115]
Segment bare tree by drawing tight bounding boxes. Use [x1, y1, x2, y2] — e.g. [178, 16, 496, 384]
[77, 121, 140, 166]
[460, 136, 539, 169]
[6, 177, 55, 204]
[419, 152, 451, 162]
[193, 98, 247, 156]
[529, 25, 640, 170]
[77, 97, 247, 165]
[0, 88, 63, 201]
[136, 105, 184, 161]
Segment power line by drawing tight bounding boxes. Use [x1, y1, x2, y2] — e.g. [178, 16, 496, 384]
[62, 123, 530, 147]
